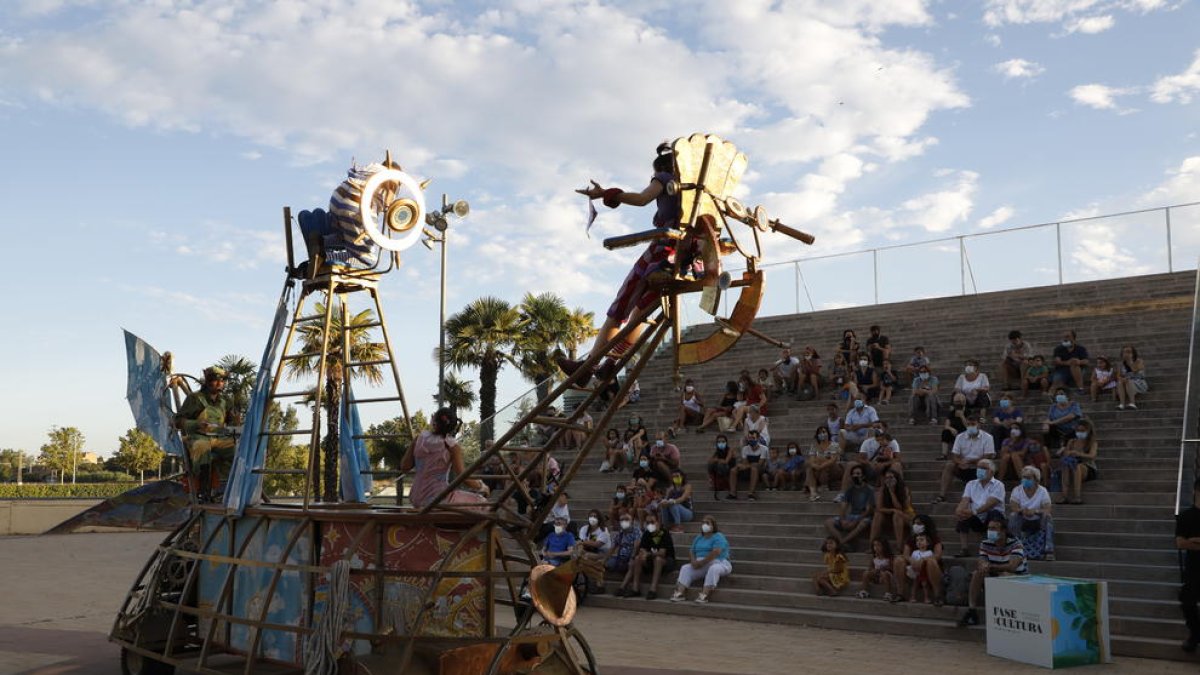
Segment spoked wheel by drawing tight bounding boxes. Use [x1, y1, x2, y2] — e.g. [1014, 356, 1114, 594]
[120, 648, 175, 675]
[539, 625, 598, 675]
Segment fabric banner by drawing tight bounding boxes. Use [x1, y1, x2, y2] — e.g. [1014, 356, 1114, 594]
[123, 330, 186, 457]
[339, 383, 373, 502]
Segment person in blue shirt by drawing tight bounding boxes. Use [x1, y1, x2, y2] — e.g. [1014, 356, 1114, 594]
[670, 515, 732, 604]
[540, 516, 576, 567]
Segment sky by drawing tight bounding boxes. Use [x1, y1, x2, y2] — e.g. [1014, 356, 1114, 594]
[0, 0, 1198, 458]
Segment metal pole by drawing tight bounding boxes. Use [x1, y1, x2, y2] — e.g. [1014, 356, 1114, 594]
[873, 249, 880, 304]
[959, 237, 966, 296]
[437, 194, 448, 409]
[16, 452, 21, 486]
[1166, 207, 1174, 273]
[794, 262, 800, 314]
[1055, 223, 1063, 285]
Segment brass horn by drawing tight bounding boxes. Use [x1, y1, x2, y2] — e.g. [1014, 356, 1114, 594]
[528, 556, 601, 627]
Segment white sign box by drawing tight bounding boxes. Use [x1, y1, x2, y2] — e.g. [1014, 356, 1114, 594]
[986, 575, 1111, 669]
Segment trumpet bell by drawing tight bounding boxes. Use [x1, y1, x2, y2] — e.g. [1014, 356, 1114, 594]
[386, 198, 420, 233]
[528, 563, 578, 627]
[451, 199, 470, 218]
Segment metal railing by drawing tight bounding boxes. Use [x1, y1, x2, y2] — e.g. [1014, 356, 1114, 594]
[1176, 266, 1200, 515]
[698, 201, 1200, 322]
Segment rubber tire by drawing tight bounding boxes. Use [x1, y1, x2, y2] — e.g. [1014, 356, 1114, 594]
[120, 648, 176, 675]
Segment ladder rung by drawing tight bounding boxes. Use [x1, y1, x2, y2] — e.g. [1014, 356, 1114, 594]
[261, 429, 314, 436]
[349, 396, 403, 404]
[530, 416, 589, 432]
[347, 359, 391, 368]
[497, 446, 549, 453]
[271, 390, 311, 399]
[282, 351, 322, 361]
[360, 470, 402, 477]
[293, 314, 326, 324]
[252, 469, 309, 475]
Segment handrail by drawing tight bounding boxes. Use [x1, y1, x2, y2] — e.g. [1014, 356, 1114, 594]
[1174, 264, 1200, 515]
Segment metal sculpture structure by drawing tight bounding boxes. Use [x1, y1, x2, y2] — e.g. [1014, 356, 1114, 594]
[108, 135, 812, 675]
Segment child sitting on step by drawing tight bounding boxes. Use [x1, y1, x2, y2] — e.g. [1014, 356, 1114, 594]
[813, 537, 851, 596]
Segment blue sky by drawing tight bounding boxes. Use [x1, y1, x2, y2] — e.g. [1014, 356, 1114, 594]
[0, 0, 1198, 457]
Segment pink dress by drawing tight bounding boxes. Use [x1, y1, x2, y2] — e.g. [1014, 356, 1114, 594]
[408, 430, 486, 509]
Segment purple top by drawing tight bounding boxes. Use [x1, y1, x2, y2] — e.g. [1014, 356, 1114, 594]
[651, 171, 681, 227]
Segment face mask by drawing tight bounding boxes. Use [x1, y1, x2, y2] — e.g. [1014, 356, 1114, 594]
[673, 476, 683, 485]
[788, 447, 797, 456]
[1075, 431, 1089, 439]
[1061, 340, 1072, 348]
[999, 399, 1010, 409]
[639, 460, 649, 469]
[717, 441, 728, 450]
[852, 475, 864, 485]
[859, 360, 869, 367]
[976, 468, 988, 481]
[685, 385, 694, 392]
[918, 372, 929, 380]
[620, 520, 632, 530]
[1055, 394, 1068, 404]
[701, 523, 713, 534]
[967, 426, 979, 436]
[986, 530, 1000, 542]
[1021, 478, 1036, 489]
[630, 418, 640, 425]
[817, 432, 829, 441]
[854, 400, 865, 409]
[965, 365, 976, 374]
[554, 525, 565, 535]
[913, 524, 925, 534]
[1010, 428, 1022, 438]
[749, 439, 759, 446]
[615, 491, 625, 500]
[588, 516, 599, 527]
[656, 440, 665, 448]
[738, 384, 746, 391]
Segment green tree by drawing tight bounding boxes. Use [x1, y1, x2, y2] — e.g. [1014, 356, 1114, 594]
[0, 449, 34, 483]
[365, 411, 428, 470]
[286, 301, 388, 500]
[39, 426, 85, 484]
[262, 403, 305, 495]
[111, 429, 166, 484]
[516, 292, 572, 401]
[442, 297, 521, 444]
[563, 307, 598, 360]
[435, 373, 476, 414]
[216, 354, 257, 421]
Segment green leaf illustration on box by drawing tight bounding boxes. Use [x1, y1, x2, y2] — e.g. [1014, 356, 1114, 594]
[1052, 583, 1102, 667]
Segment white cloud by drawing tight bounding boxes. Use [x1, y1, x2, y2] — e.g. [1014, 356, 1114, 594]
[1068, 83, 1135, 109]
[1151, 49, 1200, 104]
[898, 170, 979, 232]
[982, 0, 1175, 30]
[984, 34, 1003, 46]
[1064, 14, 1115, 32]
[241, 150, 262, 161]
[995, 58, 1045, 79]
[978, 205, 1015, 229]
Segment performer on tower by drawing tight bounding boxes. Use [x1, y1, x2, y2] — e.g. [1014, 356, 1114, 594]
[175, 366, 236, 501]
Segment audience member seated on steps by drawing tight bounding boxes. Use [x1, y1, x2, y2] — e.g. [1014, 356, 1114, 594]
[575, 510, 612, 582]
[813, 536, 851, 597]
[781, 441, 806, 491]
[799, 346, 823, 398]
[1175, 477, 1200, 654]
[731, 374, 767, 427]
[957, 513, 1028, 627]
[954, 359, 992, 414]
[696, 380, 738, 432]
[756, 368, 775, 400]
[865, 429, 902, 479]
[649, 431, 681, 478]
[1116, 344, 1148, 410]
[892, 515, 945, 605]
[566, 407, 593, 450]
[865, 324, 891, 368]
[537, 492, 573, 542]
[838, 328, 862, 364]
[617, 512, 676, 599]
[624, 414, 648, 459]
[822, 403, 844, 442]
[908, 364, 940, 425]
[995, 422, 1038, 483]
[668, 379, 704, 438]
[826, 465, 875, 550]
[1088, 356, 1118, 404]
[1044, 387, 1084, 450]
[763, 446, 785, 492]
[906, 533, 942, 605]
[660, 468, 694, 532]
[1000, 330, 1036, 391]
[939, 392, 970, 459]
[729, 429, 767, 501]
[858, 538, 899, 601]
[828, 352, 853, 402]
[601, 428, 625, 473]
[851, 355, 880, 404]
[608, 484, 633, 526]
[838, 427, 884, 496]
[904, 345, 932, 385]
[1024, 355, 1051, 396]
[839, 394, 879, 451]
[706, 435, 736, 499]
[806, 426, 844, 502]
[541, 516, 576, 567]
[601, 509, 641, 594]
[937, 415, 995, 503]
[1009, 466, 1055, 561]
[741, 404, 771, 447]
[878, 359, 899, 406]
[954, 459, 1006, 557]
[988, 394, 1024, 453]
[671, 516, 732, 604]
[770, 347, 801, 394]
[1052, 329, 1090, 391]
[1056, 419, 1098, 505]
[871, 469, 915, 550]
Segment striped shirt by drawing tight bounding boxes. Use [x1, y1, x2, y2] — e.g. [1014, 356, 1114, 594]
[327, 163, 387, 267]
[979, 535, 1027, 574]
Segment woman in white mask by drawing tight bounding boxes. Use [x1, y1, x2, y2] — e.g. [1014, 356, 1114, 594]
[671, 516, 732, 604]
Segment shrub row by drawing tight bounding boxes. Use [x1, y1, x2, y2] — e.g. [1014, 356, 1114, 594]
[0, 483, 141, 499]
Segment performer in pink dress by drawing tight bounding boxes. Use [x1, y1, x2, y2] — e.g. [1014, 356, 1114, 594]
[403, 408, 489, 509]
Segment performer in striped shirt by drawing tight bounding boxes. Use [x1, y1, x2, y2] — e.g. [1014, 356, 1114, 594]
[957, 512, 1027, 626]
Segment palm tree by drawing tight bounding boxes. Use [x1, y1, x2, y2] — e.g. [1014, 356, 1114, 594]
[516, 292, 573, 400]
[216, 354, 257, 421]
[435, 373, 477, 414]
[442, 297, 521, 443]
[563, 307, 598, 360]
[286, 300, 388, 499]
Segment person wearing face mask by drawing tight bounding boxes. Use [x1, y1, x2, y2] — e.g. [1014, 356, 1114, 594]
[852, 355, 880, 404]
[671, 516, 732, 603]
[1176, 477, 1200, 653]
[729, 430, 768, 500]
[953, 359, 991, 415]
[806, 425, 844, 502]
[781, 442, 806, 491]
[619, 513, 677, 599]
[731, 376, 768, 428]
[770, 347, 802, 394]
[892, 514, 944, 603]
[799, 346, 823, 399]
[540, 516, 576, 567]
[825, 466, 875, 549]
[706, 434, 737, 500]
[575, 510, 612, 593]
[953, 459, 1006, 558]
[1051, 329, 1090, 391]
[908, 365, 940, 426]
[936, 414, 996, 503]
[1056, 419, 1099, 505]
[904, 345, 931, 384]
[626, 414, 648, 457]
[870, 469, 915, 551]
[697, 381, 739, 432]
[602, 508, 642, 595]
[828, 352, 856, 402]
[988, 394, 1024, 453]
[669, 378, 705, 438]
[538, 491, 573, 543]
[660, 469, 694, 533]
[1008, 466, 1055, 561]
[649, 431, 681, 480]
[608, 483, 634, 526]
[995, 422, 1038, 483]
[1044, 388, 1084, 450]
[741, 404, 771, 448]
[957, 514, 1027, 627]
[839, 394, 879, 451]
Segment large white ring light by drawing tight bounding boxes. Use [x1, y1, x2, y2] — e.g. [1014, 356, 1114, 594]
[358, 169, 427, 252]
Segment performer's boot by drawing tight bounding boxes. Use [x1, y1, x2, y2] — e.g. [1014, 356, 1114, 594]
[197, 465, 213, 503]
[594, 358, 618, 383]
[555, 355, 591, 379]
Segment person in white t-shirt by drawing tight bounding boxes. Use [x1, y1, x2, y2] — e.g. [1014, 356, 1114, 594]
[839, 395, 879, 450]
[1007, 466, 1055, 561]
[771, 348, 802, 394]
[953, 459, 1005, 557]
[935, 415, 995, 503]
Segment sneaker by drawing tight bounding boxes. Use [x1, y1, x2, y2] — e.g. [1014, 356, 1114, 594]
[833, 493, 845, 504]
[670, 590, 687, 602]
[599, 461, 611, 472]
[1128, 403, 1138, 409]
[725, 493, 738, 501]
[645, 591, 657, 600]
[908, 418, 916, 425]
[747, 493, 758, 501]
[695, 592, 710, 604]
[1117, 403, 1126, 410]
[929, 418, 938, 425]
[957, 608, 979, 627]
